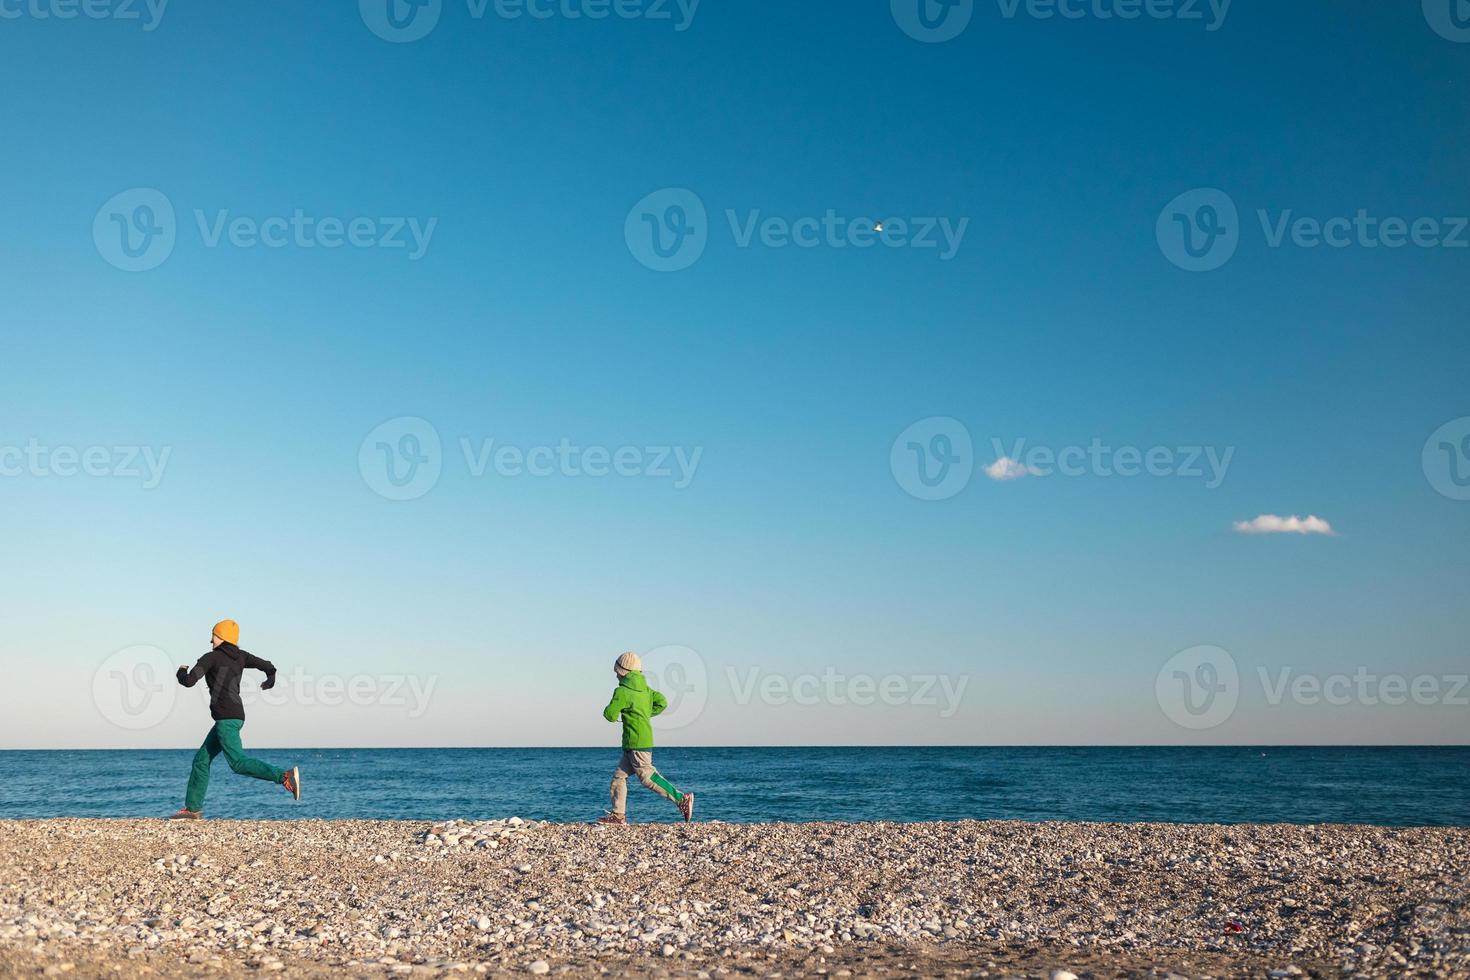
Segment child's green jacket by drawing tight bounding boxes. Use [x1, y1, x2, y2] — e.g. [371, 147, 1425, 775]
[602, 670, 667, 750]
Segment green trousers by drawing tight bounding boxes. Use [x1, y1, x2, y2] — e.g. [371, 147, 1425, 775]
[184, 719, 284, 812]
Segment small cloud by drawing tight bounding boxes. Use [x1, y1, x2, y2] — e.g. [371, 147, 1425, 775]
[984, 456, 1040, 481]
[1232, 514, 1335, 536]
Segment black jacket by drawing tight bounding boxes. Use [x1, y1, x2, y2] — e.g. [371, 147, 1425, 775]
[177, 642, 277, 721]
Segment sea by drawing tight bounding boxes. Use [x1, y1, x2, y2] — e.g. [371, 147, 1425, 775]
[1, 746, 1466, 826]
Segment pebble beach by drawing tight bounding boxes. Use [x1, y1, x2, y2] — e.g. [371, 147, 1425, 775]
[1, 818, 1466, 979]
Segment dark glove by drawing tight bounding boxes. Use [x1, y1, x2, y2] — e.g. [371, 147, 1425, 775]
[261, 673, 277, 691]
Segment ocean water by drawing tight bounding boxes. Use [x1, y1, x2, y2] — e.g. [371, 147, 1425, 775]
[1, 746, 1466, 826]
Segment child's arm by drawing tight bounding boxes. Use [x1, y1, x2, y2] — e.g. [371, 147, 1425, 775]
[176, 653, 213, 687]
[244, 651, 279, 690]
[602, 688, 628, 722]
[650, 689, 668, 717]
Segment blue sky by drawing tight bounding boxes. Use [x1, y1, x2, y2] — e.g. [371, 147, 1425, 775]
[1, 0, 1467, 748]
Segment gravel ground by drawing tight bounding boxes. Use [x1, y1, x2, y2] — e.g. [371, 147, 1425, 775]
[1, 818, 1466, 979]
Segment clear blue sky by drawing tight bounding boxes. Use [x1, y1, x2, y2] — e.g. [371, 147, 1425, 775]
[2, 1, 1467, 748]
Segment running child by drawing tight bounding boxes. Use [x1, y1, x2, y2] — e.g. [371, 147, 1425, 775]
[169, 619, 301, 819]
[598, 651, 694, 824]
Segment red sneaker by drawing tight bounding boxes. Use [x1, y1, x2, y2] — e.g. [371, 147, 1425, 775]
[595, 812, 627, 825]
[283, 767, 302, 801]
[678, 791, 695, 822]
[168, 808, 203, 821]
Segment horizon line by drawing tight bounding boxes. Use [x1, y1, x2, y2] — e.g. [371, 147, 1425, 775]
[4, 743, 1469, 752]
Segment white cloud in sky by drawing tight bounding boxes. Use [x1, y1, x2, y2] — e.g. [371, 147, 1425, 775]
[1232, 514, 1335, 536]
[984, 456, 1040, 481]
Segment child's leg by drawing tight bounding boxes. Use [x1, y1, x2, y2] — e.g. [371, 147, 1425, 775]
[184, 725, 222, 813]
[628, 751, 683, 806]
[609, 752, 636, 816]
[215, 721, 285, 785]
